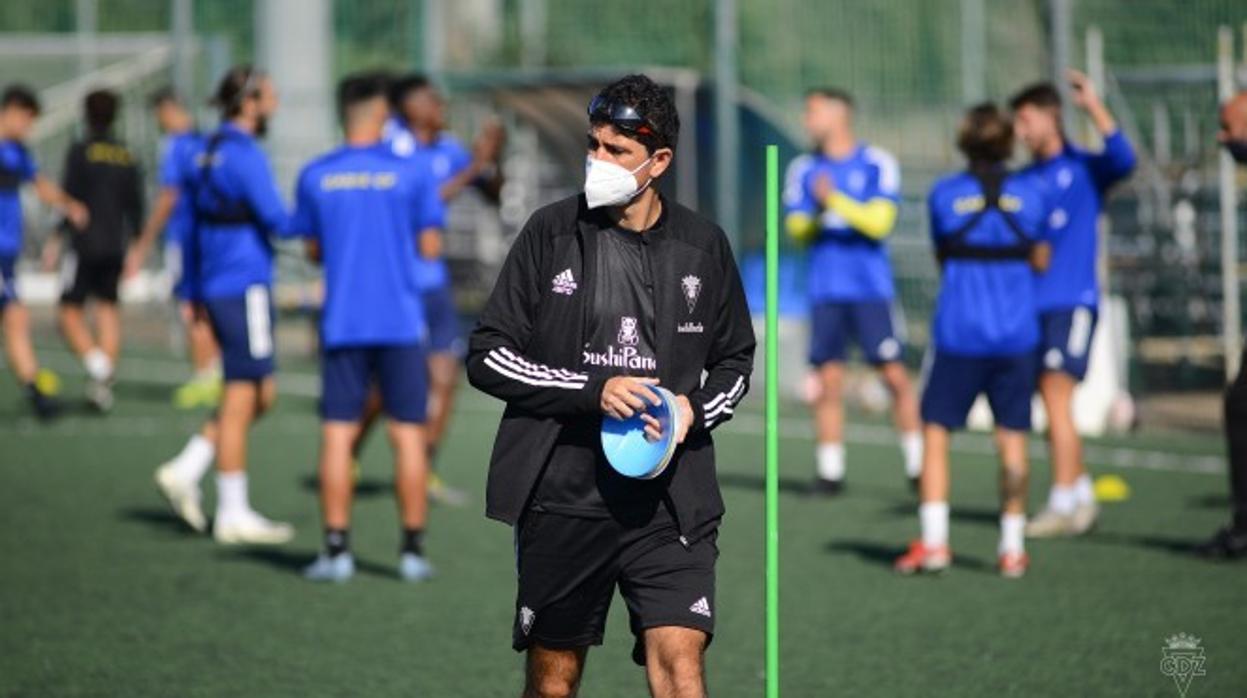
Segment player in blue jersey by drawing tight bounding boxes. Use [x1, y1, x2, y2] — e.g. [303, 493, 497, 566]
[784, 88, 922, 494]
[153, 67, 296, 545]
[294, 73, 446, 582]
[895, 104, 1054, 578]
[128, 88, 221, 410]
[356, 73, 505, 503]
[0, 84, 89, 420]
[1010, 71, 1136, 538]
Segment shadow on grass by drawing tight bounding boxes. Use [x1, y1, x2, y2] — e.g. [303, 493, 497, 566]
[116, 506, 203, 537]
[1188, 493, 1231, 509]
[223, 546, 407, 580]
[223, 546, 312, 573]
[113, 382, 181, 405]
[716, 471, 812, 495]
[716, 472, 912, 502]
[879, 502, 999, 528]
[299, 474, 391, 498]
[824, 539, 994, 573]
[1078, 530, 1205, 557]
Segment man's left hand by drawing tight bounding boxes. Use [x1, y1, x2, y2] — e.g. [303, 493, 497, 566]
[1068, 69, 1101, 111]
[640, 394, 694, 444]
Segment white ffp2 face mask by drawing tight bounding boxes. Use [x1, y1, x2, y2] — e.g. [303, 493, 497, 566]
[583, 155, 653, 209]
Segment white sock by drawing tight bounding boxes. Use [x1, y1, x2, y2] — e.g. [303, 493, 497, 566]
[84, 348, 113, 382]
[195, 362, 222, 381]
[999, 513, 1026, 555]
[900, 431, 923, 479]
[216, 472, 250, 518]
[816, 442, 846, 482]
[919, 501, 949, 549]
[170, 434, 214, 484]
[1047, 485, 1077, 515]
[1073, 474, 1095, 505]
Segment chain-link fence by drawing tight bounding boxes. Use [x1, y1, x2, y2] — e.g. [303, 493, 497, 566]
[1, 0, 1244, 401]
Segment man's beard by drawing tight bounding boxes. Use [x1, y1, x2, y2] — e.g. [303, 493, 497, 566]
[254, 115, 269, 138]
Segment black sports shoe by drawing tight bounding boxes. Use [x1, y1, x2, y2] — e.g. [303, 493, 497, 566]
[26, 384, 62, 421]
[812, 477, 845, 496]
[1194, 526, 1247, 560]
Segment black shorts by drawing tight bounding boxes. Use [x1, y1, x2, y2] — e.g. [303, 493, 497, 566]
[60, 254, 122, 305]
[512, 510, 718, 666]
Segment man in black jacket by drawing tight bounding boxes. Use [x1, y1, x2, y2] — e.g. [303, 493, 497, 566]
[54, 89, 143, 411]
[467, 75, 755, 698]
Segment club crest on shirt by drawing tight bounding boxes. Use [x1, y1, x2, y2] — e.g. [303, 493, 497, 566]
[846, 169, 867, 195]
[681, 275, 702, 314]
[618, 316, 639, 346]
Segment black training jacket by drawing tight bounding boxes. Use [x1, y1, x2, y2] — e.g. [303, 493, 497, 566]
[467, 193, 756, 537]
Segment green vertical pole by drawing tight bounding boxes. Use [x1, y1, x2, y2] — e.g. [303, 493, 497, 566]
[764, 144, 781, 698]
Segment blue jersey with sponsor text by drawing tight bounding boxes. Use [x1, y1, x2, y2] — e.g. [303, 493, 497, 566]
[158, 130, 202, 246]
[291, 143, 445, 348]
[179, 123, 292, 300]
[927, 168, 1055, 356]
[1021, 131, 1135, 311]
[382, 117, 467, 291]
[784, 143, 901, 302]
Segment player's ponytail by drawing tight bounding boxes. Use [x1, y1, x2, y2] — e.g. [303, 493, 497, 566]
[210, 65, 263, 119]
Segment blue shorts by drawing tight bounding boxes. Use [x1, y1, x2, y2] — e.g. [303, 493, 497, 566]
[809, 300, 904, 365]
[1039, 307, 1097, 381]
[422, 285, 463, 357]
[204, 286, 276, 381]
[921, 350, 1037, 431]
[321, 343, 429, 423]
[0, 255, 17, 310]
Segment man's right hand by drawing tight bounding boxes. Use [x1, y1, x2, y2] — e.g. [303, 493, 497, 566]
[65, 200, 90, 231]
[418, 228, 443, 260]
[601, 376, 662, 420]
[123, 245, 148, 280]
[813, 174, 836, 207]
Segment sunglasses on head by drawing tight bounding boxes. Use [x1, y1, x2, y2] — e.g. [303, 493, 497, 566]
[588, 95, 658, 140]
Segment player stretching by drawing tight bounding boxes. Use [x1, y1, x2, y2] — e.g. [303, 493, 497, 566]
[127, 88, 221, 410]
[296, 73, 444, 582]
[468, 74, 754, 698]
[0, 84, 88, 420]
[153, 67, 294, 544]
[784, 88, 922, 493]
[1010, 72, 1136, 537]
[896, 104, 1053, 578]
[52, 89, 143, 412]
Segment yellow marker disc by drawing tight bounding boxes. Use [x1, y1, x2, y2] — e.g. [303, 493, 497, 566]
[1094, 474, 1130, 502]
[34, 368, 61, 396]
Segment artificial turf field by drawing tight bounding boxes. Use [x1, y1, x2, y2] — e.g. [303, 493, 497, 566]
[2, 347, 1245, 697]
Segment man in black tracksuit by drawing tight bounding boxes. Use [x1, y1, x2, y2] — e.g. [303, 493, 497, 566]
[467, 75, 755, 698]
[56, 89, 143, 411]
